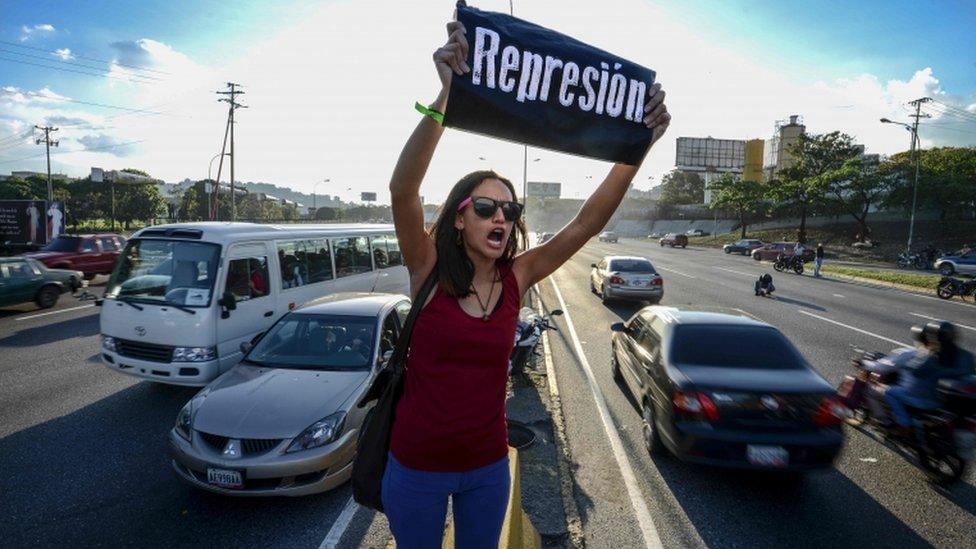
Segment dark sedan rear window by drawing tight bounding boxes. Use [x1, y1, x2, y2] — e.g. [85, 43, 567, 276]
[610, 259, 655, 272]
[670, 325, 804, 369]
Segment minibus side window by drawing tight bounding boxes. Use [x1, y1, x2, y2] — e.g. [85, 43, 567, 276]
[386, 234, 403, 267]
[226, 256, 270, 301]
[371, 237, 389, 269]
[333, 237, 372, 278]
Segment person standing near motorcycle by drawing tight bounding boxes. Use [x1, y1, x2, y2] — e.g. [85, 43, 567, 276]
[383, 19, 671, 548]
[874, 322, 975, 438]
[814, 243, 824, 278]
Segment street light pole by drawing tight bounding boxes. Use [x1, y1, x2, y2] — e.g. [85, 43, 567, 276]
[207, 153, 228, 221]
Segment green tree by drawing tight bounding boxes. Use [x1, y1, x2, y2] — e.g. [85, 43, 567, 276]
[314, 206, 339, 221]
[769, 131, 862, 243]
[658, 170, 704, 205]
[0, 177, 33, 199]
[818, 157, 894, 242]
[883, 146, 976, 234]
[116, 182, 165, 229]
[707, 174, 766, 238]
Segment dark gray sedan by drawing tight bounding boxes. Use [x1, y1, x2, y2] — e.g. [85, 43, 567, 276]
[168, 292, 409, 496]
[590, 256, 663, 304]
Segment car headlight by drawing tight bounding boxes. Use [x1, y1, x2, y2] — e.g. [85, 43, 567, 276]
[102, 335, 117, 352]
[175, 401, 194, 441]
[286, 411, 346, 453]
[172, 346, 216, 362]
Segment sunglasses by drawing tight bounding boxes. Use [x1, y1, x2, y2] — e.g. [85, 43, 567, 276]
[458, 196, 524, 221]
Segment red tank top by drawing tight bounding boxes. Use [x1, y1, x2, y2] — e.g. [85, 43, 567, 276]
[390, 263, 520, 471]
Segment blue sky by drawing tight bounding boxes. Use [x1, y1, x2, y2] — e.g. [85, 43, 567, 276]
[1, 0, 973, 201]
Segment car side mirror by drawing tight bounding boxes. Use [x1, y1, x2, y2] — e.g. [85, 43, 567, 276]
[610, 322, 625, 332]
[94, 298, 104, 307]
[220, 291, 237, 318]
[240, 341, 253, 355]
[590, 263, 597, 268]
[551, 309, 563, 316]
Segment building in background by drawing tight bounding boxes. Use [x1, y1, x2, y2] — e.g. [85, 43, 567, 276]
[527, 181, 561, 199]
[743, 139, 765, 182]
[762, 115, 806, 181]
[675, 137, 747, 203]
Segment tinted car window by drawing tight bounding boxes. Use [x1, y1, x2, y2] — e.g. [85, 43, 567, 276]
[670, 325, 805, 370]
[247, 313, 376, 371]
[42, 236, 80, 252]
[609, 259, 655, 272]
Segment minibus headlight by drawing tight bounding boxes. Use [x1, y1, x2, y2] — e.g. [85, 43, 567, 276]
[102, 336, 117, 352]
[172, 346, 217, 362]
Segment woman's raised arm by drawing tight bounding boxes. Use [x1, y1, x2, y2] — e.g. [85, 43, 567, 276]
[390, 21, 469, 284]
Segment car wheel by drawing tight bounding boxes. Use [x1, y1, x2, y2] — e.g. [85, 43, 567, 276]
[601, 284, 610, 304]
[725, 248, 731, 254]
[611, 350, 622, 382]
[83, 273, 97, 281]
[939, 263, 955, 276]
[590, 277, 597, 294]
[681, 245, 686, 249]
[642, 400, 665, 456]
[35, 285, 60, 309]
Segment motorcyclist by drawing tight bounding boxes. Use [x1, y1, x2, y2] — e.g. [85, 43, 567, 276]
[866, 322, 975, 438]
[754, 273, 775, 296]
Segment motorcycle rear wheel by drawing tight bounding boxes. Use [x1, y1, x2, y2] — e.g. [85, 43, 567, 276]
[920, 450, 967, 486]
[937, 281, 955, 300]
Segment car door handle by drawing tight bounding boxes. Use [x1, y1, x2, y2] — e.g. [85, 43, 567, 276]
[264, 311, 273, 317]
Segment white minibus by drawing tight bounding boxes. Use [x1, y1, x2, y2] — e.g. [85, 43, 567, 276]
[99, 222, 409, 386]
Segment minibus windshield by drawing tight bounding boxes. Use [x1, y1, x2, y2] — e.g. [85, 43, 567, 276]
[106, 239, 222, 307]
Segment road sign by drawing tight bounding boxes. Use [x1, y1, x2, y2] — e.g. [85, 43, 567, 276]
[527, 182, 561, 199]
[361, 192, 377, 202]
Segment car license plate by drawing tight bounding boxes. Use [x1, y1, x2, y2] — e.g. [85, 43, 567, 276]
[747, 445, 788, 467]
[634, 279, 648, 287]
[207, 468, 243, 488]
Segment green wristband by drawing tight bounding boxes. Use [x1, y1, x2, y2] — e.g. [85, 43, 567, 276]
[415, 102, 444, 125]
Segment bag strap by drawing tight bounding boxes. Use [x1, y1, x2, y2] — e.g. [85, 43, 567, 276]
[390, 269, 439, 370]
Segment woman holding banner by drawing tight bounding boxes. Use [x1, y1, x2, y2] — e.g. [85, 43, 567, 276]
[383, 16, 670, 548]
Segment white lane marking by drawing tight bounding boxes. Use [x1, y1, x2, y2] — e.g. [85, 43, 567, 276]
[833, 294, 845, 298]
[15, 304, 95, 321]
[549, 276, 663, 549]
[655, 266, 697, 279]
[714, 266, 754, 277]
[905, 291, 976, 309]
[798, 310, 908, 347]
[910, 313, 976, 332]
[318, 496, 359, 549]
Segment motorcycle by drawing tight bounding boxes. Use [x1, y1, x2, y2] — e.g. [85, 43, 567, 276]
[838, 347, 976, 485]
[509, 307, 562, 377]
[937, 276, 976, 301]
[897, 251, 926, 270]
[773, 253, 805, 275]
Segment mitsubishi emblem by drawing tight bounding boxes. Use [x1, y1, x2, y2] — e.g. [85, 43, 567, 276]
[223, 439, 241, 458]
[760, 395, 780, 411]
[134, 326, 147, 336]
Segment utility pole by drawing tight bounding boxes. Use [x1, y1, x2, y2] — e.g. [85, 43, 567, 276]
[34, 125, 59, 202]
[217, 82, 246, 221]
[906, 96, 931, 253]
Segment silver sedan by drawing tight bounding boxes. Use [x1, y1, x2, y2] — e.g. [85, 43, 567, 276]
[168, 292, 408, 496]
[590, 256, 663, 304]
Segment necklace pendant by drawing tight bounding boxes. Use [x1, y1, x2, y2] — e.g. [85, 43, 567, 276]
[482, 313, 489, 322]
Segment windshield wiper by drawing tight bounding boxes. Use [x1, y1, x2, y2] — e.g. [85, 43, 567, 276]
[116, 297, 144, 311]
[164, 301, 197, 315]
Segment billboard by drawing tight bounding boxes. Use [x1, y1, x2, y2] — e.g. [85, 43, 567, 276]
[527, 182, 561, 199]
[675, 137, 746, 172]
[361, 192, 377, 202]
[0, 199, 48, 244]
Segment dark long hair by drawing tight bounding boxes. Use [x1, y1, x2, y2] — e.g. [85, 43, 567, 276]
[429, 170, 527, 297]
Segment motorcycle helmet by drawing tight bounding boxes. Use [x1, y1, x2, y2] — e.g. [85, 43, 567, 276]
[919, 320, 956, 346]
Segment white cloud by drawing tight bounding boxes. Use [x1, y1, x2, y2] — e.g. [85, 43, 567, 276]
[20, 23, 55, 41]
[53, 48, 74, 61]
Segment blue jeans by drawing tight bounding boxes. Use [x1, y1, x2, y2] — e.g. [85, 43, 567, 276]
[885, 386, 939, 427]
[382, 453, 510, 549]
[814, 257, 823, 277]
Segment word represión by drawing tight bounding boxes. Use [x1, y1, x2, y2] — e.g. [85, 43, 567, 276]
[471, 27, 649, 124]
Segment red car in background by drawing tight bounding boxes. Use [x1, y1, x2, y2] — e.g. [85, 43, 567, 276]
[751, 242, 816, 262]
[24, 234, 126, 279]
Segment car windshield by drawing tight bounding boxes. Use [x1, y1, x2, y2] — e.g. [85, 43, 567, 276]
[609, 259, 655, 272]
[246, 313, 376, 371]
[41, 236, 80, 252]
[105, 239, 221, 307]
[670, 325, 805, 370]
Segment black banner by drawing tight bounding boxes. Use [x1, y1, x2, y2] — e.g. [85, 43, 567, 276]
[0, 199, 47, 244]
[444, 4, 657, 165]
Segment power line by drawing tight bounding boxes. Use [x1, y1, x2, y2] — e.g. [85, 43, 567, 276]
[0, 38, 170, 76]
[0, 47, 164, 82]
[0, 138, 146, 164]
[0, 88, 174, 117]
[0, 55, 158, 84]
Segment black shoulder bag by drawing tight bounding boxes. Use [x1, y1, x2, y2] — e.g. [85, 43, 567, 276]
[352, 271, 438, 512]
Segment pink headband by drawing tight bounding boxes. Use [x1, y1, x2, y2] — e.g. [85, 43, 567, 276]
[457, 196, 473, 212]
